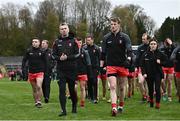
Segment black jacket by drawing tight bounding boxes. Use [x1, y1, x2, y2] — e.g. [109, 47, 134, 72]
[84, 44, 100, 69]
[170, 46, 180, 72]
[22, 47, 47, 73]
[77, 47, 92, 75]
[52, 36, 80, 71]
[140, 49, 167, 80]
[135, 43, 149, 67]
[101, 31, 132, 67]
[43, 48, 55, 74]
[159, 44, 176, 67]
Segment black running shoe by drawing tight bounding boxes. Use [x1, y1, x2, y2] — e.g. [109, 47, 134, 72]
[45, 98, 49, 103]
[150, 102, 154, 107]
[58, 112, 67, 116]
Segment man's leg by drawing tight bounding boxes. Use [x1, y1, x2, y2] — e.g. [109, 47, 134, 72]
[161, 74, 167, 101]
[167, 74, 173, 101]
[80, 80, 86, 107]
[117, 77, 127, 112]
[68, 80, 78, 113]
[176, 77, 180, 102]
[108, 76, 117, 116]
[102, 78, 107, 99]
[138, 73, 147, 102]
[36, 77, 43, 105]
[58, 79, 67, 116]
[30, 81, 38, 103]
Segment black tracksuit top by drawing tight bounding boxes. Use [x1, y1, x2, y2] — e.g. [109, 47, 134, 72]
[52, 36, 79, 71]
[22, 47, 47, 73]
[84, 44, 100, 69]
[140, 49, 167, 80]
[101, 31, 132, 66]
[159, 44, 176, 67]
[135, 43, 149, 67]
[170, 46, 180, 72]
[77, 48, 92, 75]
[43, 48, 55, 74]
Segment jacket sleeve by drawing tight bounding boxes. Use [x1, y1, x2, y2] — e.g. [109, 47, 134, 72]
[170, 46, 179, 61]
[83, 49, 92, 66]
[124, 34, 132, 59]
[96, 45, 101, 68]
[161, 53, 168, 66]
[22, 49, 29, 80]
[22, 49, 29, 71]
[52, 40, 60, 61]
[83, 49, 93, 78]
[135, 46, 141, 67]
[101, 36, 107, 61]
[43, 50, 49, 75]
[67, 40, 80, 60]
[139, 53, 146, 75]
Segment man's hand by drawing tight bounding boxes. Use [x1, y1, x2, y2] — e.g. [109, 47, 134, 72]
[143, 74, 147, 78]
[60, 53, 67, 61]
[157, 59, 161, 64]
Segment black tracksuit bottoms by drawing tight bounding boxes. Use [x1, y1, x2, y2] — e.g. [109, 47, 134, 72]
[58, 75, 77, 113]
[147, 74, 161, 103]
[42, 73, 51, 100]
[87, 68, 98, 101]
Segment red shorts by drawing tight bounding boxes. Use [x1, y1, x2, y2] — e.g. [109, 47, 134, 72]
[77, 74, 88, 81]
[98, 74, 107, 80]
[175, 72, 180, 78]
[107, 66, 129, 77]
[163, 67, 174, 74]
[28, 72, 44, 82]
[128, 72, 136, 78]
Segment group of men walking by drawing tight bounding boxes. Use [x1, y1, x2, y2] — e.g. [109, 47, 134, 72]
[22, 17, 180, 117]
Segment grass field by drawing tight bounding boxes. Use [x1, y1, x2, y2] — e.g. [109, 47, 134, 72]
[0, 78, 180, 120]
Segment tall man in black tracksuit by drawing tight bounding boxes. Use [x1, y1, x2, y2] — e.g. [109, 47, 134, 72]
[84, 35, 100, 103]
[100, 17, 132, 116]
[52, 23, 79, 116]
[41, 40, 54, 103]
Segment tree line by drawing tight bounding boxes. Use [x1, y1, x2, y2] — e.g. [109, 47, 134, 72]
[0, 0, 179, 56]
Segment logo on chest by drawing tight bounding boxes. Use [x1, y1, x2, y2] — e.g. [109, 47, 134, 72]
[93, 49, 96, 53]
[119, 39, 122, 44]
[69, 43, 72, 47]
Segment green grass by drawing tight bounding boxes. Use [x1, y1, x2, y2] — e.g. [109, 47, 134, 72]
[0, 78, 180, 120]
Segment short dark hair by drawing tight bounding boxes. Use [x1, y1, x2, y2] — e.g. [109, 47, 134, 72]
[76, 37, 83, 41]
[86, 33, 94, 39]
[110, 17, 121, 24]
[60, 22, 68, 26]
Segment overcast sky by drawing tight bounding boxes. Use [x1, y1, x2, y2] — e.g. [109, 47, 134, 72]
[0, 0, 179, 28]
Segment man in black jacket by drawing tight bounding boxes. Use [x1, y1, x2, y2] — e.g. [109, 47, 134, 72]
[52, 23, 79, 116]
[84, 35, 100, 104]
[22, 38, 48, 108]
[135, 33, 151, 102]
[41, 40, 54, 103]
[160, 38, 176, 102]
[101, 17, 132, 116]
